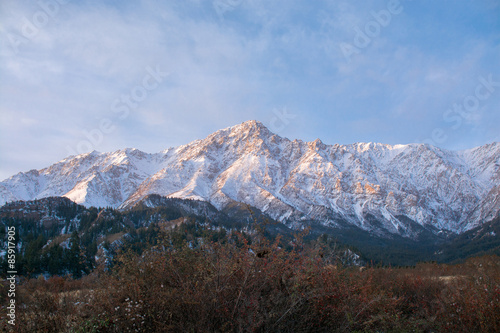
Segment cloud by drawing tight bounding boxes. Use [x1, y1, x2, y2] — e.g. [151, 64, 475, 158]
[0, 0, 499, 180]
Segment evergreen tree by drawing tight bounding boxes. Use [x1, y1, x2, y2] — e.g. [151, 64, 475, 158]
[44, 245, 64, 276]
[66, 231, 87, 278]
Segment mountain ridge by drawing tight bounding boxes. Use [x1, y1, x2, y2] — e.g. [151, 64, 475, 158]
[1, 120, 499, 238]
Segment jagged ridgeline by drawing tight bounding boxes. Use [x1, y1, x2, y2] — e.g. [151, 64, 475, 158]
[1, 121, 499, 241]
[0, 121, 499, 275]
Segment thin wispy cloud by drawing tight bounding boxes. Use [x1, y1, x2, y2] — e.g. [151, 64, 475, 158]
[0, 0, 499, 180]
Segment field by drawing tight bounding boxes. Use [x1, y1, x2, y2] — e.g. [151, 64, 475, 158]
[1, 234, 499, 333]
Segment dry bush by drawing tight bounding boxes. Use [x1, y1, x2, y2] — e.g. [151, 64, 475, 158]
[3, 242, 500, 332]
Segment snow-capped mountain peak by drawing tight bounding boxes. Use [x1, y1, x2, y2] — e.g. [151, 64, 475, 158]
[1, 120, 499, 238]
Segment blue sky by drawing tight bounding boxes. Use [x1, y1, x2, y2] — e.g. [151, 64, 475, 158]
[0, 0, 499, 180]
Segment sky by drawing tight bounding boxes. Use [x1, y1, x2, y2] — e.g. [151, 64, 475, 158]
[0, 0, 499, 180]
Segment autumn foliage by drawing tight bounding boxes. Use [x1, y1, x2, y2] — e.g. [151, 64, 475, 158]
[1, 232, 500, 332]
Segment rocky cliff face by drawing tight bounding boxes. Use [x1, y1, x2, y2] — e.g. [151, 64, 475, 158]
[1, 120, 499, 237]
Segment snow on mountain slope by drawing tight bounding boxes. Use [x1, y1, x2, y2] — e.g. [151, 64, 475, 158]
[1, 120, 499, 237]
[1, 149, 169, 208]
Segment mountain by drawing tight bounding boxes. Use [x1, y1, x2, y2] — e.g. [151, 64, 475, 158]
[1, 120, 499, 239]
[436, 215, 500, 263]
[1, 195, 371, 277]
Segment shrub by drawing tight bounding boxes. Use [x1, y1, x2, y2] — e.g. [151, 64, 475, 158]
[3, 237, 500, 332]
